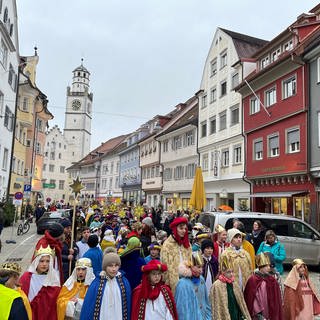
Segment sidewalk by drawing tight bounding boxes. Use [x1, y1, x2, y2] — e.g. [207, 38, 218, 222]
[0, 221, 41, 272]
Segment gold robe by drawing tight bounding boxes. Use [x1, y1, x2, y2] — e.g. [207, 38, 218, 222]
[17, 287, 32, 320]
[219, 247, 252, 290]
[57, 281, 88, 320]
[210, 279, 251, 320]
[160, 235, 192, 295]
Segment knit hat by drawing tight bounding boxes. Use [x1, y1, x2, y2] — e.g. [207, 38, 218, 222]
[142, 217, 153, 227]
[60, 219, 72, 228]
[87, 234, 99, 248]
[119, 236, 141, 257]
[102, 247, 121, 269]
[48, 222, 64, 238]
[201, 239, 214, 252]
[227, 228, 242, 242]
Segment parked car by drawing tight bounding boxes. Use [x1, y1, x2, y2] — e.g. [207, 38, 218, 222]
[36, 209, 71, 234]
[198, 211, 320, 266]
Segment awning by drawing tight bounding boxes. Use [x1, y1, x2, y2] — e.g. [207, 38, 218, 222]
[249, 191, 307, 198]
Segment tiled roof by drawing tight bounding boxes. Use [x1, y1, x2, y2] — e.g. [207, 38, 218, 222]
[220, 28, 268, 58]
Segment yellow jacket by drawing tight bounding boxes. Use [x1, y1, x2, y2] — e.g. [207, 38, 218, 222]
[0, 284, 21, 320]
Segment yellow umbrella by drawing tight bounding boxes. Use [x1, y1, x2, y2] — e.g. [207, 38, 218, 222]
[189, 166, 207, 212]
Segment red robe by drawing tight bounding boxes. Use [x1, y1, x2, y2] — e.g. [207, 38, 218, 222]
[213, 241, 230, 259]
[131, 283, 178, 320]
[244, 273, 283, 320]
[20, 272, 61, 320]
[33, 231, 64, 285]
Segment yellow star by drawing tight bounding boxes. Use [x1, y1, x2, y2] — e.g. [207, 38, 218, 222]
[69, 177, 84, 196]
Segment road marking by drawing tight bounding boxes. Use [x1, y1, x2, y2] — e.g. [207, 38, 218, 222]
[7, 233, 36, 256]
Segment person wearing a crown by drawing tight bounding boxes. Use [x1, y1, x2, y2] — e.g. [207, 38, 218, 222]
[20, 245, 61, 320]
[57, 257, 95, 320]
[131, 259, 178, 320]
[174, 251, 212, 320]
[210, 255, 251, 320]
[283, 258, 320, 320]
[0, 262, 29, 320]
[244, 252, 283, 320]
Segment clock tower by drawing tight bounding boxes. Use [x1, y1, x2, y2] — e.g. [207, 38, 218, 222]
[64, 60, 93, 162]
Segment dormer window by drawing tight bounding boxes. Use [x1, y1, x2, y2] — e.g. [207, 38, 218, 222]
[260, 56, 269, 69]
[271, 48, 281, 62]
[283, 40, 293, 51]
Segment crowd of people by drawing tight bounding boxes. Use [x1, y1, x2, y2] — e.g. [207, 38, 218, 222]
[1, 204, 320, 320]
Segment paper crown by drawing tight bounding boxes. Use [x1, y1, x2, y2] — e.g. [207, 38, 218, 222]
[220, 254, 234, 272]
[76, 258, 92, 268]
[255, 253, 271, 267]
[34, 245, 56, 258]
[292, 258, 306, 266]
[148, 243, 161, 251]
[214, 224, 225, 234]
[191, 251, 204, 267]
[0, 262, 22, 274]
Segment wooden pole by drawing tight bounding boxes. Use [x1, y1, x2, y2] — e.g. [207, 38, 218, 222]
[69, 197, 77, 276]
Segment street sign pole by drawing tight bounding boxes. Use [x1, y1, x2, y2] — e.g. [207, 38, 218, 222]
[6, 192, 23, 244]
[6, 207, 17, 244]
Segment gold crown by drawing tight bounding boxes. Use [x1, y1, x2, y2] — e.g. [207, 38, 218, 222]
[0, 262, 22, 274]
[292, 258, 305, 267]
[255, 253, 271, 267]
[195, 233, 211, 241]
[34, 245, 56, 258]
[76, 258, 92, 268]
[220, 254, 233, 272]
[214, 224, 225, 234]
[191, 251, 204, 267]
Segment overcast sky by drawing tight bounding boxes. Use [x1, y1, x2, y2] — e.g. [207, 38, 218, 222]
[17, 1, 319, 149]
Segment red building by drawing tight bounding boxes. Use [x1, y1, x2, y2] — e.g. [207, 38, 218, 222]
[237, 7, 320, 226]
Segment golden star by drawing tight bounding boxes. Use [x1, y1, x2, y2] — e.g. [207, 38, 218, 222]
[69, 177, 84, 196]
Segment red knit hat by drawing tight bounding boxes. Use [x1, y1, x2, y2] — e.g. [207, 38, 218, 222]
[169, 217, 188, 229]
[141, 260, 168, 273]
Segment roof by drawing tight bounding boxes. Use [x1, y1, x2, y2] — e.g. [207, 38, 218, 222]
[73, 64, 90, 74]
[220, 28, 268, 58]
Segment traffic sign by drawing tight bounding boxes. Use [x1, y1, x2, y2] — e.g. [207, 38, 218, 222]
[24, 184, 32, 192]
[14, 192, 23, 200]
[13, 199, 22, 206]
[23, 191, 31, 199]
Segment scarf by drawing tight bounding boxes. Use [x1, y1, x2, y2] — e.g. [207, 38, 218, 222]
[172, 228, 190, 248]
[139, 273, 163, 300]
[218, 273, 234, 284]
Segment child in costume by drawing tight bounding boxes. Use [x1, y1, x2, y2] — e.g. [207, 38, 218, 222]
[80, 247, 131, 320]
[131, 260, 178, 320]
[283, 258, 320, 320]
[174, 251, 212, 320]
[244, 252, 283, 320]
[144, 241, 161, 263]
[57, 257, 95, 320]
[210, 254, 251, 320]
[20, 245, 61, 320]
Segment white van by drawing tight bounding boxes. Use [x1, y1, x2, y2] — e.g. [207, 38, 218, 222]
[198, 211, 320, 266]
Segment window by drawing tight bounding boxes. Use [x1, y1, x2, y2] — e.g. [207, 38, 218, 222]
[2, 148, 8, 170]
[43, 164, 46, 171]
[110, 162, 114, 174]
[283, 76, 296, 99]
[163, 168, 172, 181]
[4, 106, 13, 131]
[233, 145, 242, 164]
[185, 163, 196, 179]
[36, 142, 41, 154]
[220, 80, 227, 96]
[37, 119, 44, 132]
[271, 48, 281, 62]
[49, 164, 55, 172]
[287, 128, 300, 153]
[230, 105, 239, 126]
[222, 149, 229, 167]
[12, 157, 16, 173]
[59, 180, 64, 190]
[210, 117, 216, 134]
[268, 135, 279, 157]
[202, 153, 208, 171]
[109, 178, 113, 189]
[283, 40, 293, 51]
[261, 56, 269, 69]
[250, 97, 260, 114]
[60, 166, 65, 173]
[254, 140, 263, 160]
[201, 121, 207, 138]
[116, 162, 119, 173]
[265, 87, 276, 106]
[115, 177, 119, 189]
[219, 111, 226, 131]
[210, 59, 217, 76]
[22, 97, 29, 111]
[163, 140, 168, 152]
[0, 40, 8, 68]
[210, 87, 217, 103]
[201, 93, 207, 109]
[174, 166, 184, 180]
[317, 57, 320, 83]
[172, 136, 182, 150]
[185, 130, 194, 146]
[58, 153, 61, 159]
[232, 73, 239, 89]
[220, 50, 227, 69]
[50, 152, 55, 160]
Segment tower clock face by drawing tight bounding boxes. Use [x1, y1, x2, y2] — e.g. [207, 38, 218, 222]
[72, 99, 81, 110]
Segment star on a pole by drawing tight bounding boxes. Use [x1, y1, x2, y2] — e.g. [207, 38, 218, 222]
[69, 177, 84, 197]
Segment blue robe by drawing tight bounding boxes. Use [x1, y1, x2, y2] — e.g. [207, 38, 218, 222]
[83, 247, 103, 278]
[80, 273, 131, 320]
[175, 276, 212, 320]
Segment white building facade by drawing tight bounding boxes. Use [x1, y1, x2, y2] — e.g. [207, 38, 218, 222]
[197, 28, 266, 211]
[0, 0, 19, 199]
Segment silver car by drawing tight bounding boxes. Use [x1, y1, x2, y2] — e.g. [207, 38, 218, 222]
[198, 211, 320, 266]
